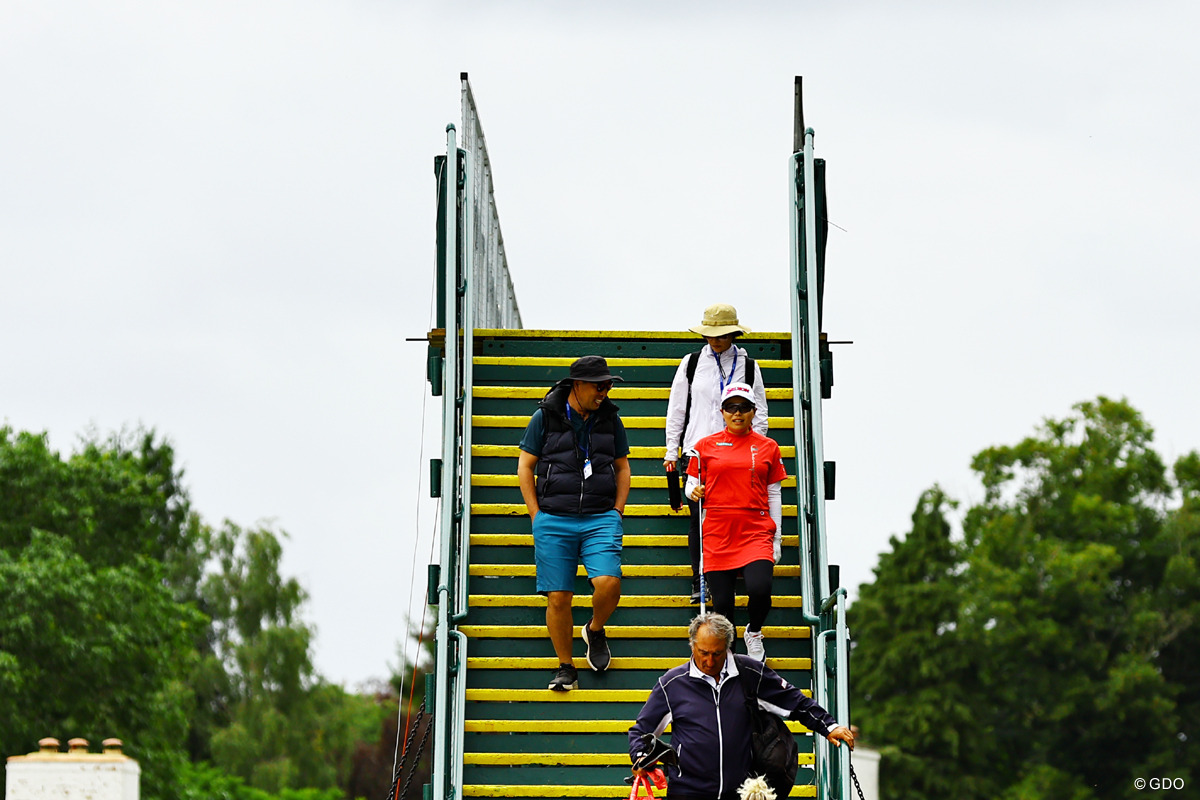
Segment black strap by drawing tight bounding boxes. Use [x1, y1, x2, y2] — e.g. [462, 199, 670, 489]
[679, 352, 758, 458]
[679, 351, 702, 455]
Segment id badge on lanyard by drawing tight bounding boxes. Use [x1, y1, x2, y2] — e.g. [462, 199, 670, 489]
[567, 404, 595, 480]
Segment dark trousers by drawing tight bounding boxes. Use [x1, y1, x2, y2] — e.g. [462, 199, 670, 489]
[704, 559, 774, 632]
[687, 495, 702, 579]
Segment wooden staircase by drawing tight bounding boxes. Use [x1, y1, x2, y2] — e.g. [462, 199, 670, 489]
[458, 329, 820, 799]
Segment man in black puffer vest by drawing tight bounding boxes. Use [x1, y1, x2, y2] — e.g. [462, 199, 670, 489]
[518, 356, 631, 692]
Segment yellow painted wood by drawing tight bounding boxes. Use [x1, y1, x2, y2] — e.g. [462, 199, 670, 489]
[467, 564, 803, 578]
[471, 329, 791, 340]
[463, 719, 813, 734]
[472, 444, 798, 459]
[464, 752, 815, 766]
[466, 687, 813, 702]
[474, 386, 794, 400]
[471, 474, 798, 489]
[463, 785, 816, 798]
[471, 504, 798, 517]
[469, 534, 800, 547]
[466, 656, 812, 671]
[474, 356, 792, 369]
[471, 533, 688, 547]
[473, 415, 794, 429]
[465, 719, 635, 733]
[464, 753, 626, 766]
[458, 625, 810, 639]
[468, 594, 803, 608]
[468, 688, 653, 702]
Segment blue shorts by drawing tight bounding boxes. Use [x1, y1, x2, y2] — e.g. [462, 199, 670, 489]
[532, 510, 623, 594]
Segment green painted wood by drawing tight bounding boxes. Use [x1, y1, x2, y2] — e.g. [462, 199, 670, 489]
[449, 329, 816, 799]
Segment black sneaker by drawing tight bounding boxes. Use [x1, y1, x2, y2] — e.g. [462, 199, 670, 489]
[548, 663, 578, 692]
[582, 620, 611, 672]
[689, 577, 702, 605]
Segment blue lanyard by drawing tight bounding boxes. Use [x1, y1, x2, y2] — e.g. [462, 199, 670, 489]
[712, 346, 738, 395]
[564, 403, 594, 461]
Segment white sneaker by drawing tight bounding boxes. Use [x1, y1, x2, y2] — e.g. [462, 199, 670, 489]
[744, 629, 766, 661]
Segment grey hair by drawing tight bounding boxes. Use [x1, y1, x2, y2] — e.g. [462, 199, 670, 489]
[689, 612, 735, 648]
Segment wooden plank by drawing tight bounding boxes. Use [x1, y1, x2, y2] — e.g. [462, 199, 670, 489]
[471, 475, 798, 489]
[473, 415, 795, 429]
[466, 565, 803, 578]
[467, 594, 804, 608]
[471, 504, 798, 518]
[467, 656, 812, 670]
[463, 785, 816, 798]
[474, 386, 795, 400]
[463, 719, 813, 734]
[472, 444, 798, 459]
[471, 329, 791, 340]
[458, 625, 810, 639]
[474, 356, 792, 369]
[464, 752, 815, 766]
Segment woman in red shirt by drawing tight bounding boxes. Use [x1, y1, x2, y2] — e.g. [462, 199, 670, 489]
[685, 382, 785, 660]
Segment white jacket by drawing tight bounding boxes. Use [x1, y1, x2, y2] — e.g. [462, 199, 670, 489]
[663, 344, 768, 460]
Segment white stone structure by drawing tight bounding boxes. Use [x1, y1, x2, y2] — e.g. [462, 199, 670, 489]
[6, 738, 139, 800]
[850, 746, 882, 799]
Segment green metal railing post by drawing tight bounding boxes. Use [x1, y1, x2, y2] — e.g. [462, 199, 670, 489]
[431, 122, 459, 800]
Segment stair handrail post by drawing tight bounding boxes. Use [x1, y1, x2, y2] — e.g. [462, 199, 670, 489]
[787, 151, 818, 625]
[802, 127, 832, 605]
[432, 122, 461, 800]
[457, 146, 476, 625]
[447, 142, 476, 800]
[834, 589, 851, 800]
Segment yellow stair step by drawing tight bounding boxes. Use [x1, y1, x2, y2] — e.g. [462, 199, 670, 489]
[464, 719, 813, 734]
[468, 594, 803, 608]
[467, 656, 812, 670]
[470, 534, 800, 547]
[473, 415, 794, 429]
[471, 504, 798, 517]
[472, 444, 798, 459]
[471, 474, 797, 488]
[466, 688, 812, 703]
[468, 564, 802, 578]
[474, 386, 795, 400]
[474, 356, 792, 369]
[464, 785, 815, 798]
[458, 625, 810, 639]
[470, 328, 790, 339]
[464, 752, 814, 766]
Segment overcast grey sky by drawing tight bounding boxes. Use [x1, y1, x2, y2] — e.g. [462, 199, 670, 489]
[4, 1, 1198, 687]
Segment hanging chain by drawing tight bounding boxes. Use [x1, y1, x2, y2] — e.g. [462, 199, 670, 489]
[849, 759, 867, 800]
[385, 695, 430, 800]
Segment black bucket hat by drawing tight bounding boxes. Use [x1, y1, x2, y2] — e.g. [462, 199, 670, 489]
[568, 355, 624, 383]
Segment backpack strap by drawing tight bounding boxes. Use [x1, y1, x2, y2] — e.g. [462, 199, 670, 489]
[745, 356, 757, 389]
[679, 351, 702, 455]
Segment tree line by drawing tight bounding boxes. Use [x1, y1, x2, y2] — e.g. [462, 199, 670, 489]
[0, 426, 430, 800]
[851, 397, 1198, 799]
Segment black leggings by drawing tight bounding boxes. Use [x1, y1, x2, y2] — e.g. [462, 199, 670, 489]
[704, 559, 774, 632]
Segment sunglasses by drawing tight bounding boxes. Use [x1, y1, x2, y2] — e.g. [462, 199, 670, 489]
[592, 380, 614, 392]
[722, 402, 754, 414]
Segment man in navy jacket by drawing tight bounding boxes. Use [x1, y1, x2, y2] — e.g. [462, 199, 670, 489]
[629, 613, 854, 800]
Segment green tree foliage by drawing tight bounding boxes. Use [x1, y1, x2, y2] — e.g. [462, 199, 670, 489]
[852, 398, 1198, 799]
[0, 531, 202, 799]
[0, 426, 397, 799]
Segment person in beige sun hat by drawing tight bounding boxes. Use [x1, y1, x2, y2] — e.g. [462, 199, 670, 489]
[664, 303, 768, 604]
[688, 302, 752, 337]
